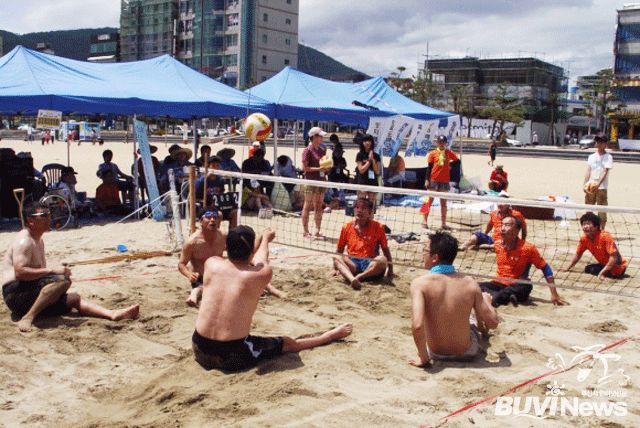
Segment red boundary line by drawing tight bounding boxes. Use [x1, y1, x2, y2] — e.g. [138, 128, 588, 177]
[421, 334, 637, 428]
[74, 269, 176, 282]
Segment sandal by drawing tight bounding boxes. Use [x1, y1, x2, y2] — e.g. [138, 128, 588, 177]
[303, 233, 313, 239]
[314, 232, 326, 239]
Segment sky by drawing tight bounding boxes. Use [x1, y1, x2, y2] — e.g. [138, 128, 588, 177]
[0, 0, 629, 85]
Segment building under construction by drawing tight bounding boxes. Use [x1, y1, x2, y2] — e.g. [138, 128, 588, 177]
[424, 56, 567, 119]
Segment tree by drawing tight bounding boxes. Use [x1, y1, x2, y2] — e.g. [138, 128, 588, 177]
[482, 83, 524, 140]
[584, 68, 618, 134]
[387, 69, 445, 109]
[449, 84, 479, 137]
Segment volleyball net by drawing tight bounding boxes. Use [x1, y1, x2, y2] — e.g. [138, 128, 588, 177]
[192, 170, 640, 298]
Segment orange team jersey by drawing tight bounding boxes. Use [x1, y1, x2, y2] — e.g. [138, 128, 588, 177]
[337, 220, 388, 259]
[494, 239, 547, 285]
[489, 209, 526, 241]
[576, 230, 627, 276]
[427, 149, 458, 183]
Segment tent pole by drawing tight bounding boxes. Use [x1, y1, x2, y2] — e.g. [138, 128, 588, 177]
[132, 115, 140, 219]
[293, 121, 298, 166]
[66, 116, 70, 166]
[273, 117, 278, 167]
[192, 118, 198, 163]
[458, 115, 463, 160]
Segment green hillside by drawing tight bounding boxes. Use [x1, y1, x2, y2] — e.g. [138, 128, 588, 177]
[0, 28, 368, 81]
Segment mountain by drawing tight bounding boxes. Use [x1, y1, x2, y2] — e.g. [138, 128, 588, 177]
[0, 28, 369, 81]
[297, 44, 369, 81]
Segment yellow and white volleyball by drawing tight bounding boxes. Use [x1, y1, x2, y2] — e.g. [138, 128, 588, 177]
[584, 182, 597, 193]
[320, 155, 333, 169]
[243, 113, 272, 142]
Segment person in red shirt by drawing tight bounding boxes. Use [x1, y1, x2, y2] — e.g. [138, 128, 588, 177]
[488, 165, 509, 192]
[329, 198, 394, 290]
[479, 216, 567, 307]
[423, 135, 460, 230]
[95, 171, 130, 215]
[459, 201, 526, 250]
[560, 212, 627, 280]
[301, 127, 331, 239]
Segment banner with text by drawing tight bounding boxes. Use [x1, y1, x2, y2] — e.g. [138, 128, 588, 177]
[134, 119, 163, 220]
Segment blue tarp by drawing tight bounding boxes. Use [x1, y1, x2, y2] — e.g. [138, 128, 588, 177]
[0, 46, 273, 118]
[247, 67, 453, 126]
[352, 77, 454, 121]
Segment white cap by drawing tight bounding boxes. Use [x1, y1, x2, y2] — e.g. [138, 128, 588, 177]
[252, 141, 261, 146]
[308, 127, 327, 137]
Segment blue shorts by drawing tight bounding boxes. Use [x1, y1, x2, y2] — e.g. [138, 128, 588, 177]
[473, 232, 494, 246]
[350, 257, 384, 281]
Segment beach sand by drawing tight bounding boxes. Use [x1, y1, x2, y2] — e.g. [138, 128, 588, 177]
[0, 138, 639, 428]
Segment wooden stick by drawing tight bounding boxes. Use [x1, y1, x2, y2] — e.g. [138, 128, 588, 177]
[68, 250, 173, 266]
[13, 188, 25, 228]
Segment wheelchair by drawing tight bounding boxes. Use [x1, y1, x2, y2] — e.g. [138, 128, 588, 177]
[31, 163, 76, 230]
[40, 190, 75, 230]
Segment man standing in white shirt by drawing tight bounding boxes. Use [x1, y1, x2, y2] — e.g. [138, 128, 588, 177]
[584, 136, 612, 228]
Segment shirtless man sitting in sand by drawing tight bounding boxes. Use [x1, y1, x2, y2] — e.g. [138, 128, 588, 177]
[2, 202, 139, 332]
[409, 231, 499, 367]
[193, 225, 352, 371]
[179, 210, 227, 307]
[179, 210, 286, 307]
[329, 198, 394, 290]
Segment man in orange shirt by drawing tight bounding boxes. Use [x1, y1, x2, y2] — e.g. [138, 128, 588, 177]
[479, 216, 567, 307]
[459, 201, 526, 250]
[423, 135, 460, 230]
[329, 198, 393, 290]
[560, 212, 627, 280]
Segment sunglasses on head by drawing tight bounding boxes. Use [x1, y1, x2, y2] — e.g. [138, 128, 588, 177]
[202, 211, 219, 219]
[30, 211, 51, 218]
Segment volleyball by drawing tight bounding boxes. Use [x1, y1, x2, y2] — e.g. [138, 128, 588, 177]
[243, 113, 272, 142]
[584, 182, 597, 193]
[320, 155, 333, 169]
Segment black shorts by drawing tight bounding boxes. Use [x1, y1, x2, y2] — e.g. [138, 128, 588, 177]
[2, 274, 71, 318]
[192, 330, 284, 371]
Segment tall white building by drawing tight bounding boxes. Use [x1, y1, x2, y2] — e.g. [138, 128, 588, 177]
[176, 0, 298, 88]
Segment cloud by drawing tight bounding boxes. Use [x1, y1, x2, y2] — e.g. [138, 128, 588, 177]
[0, 0, 121, 34]
[0, 0, 619, 83]
[300, 0, 616, 81]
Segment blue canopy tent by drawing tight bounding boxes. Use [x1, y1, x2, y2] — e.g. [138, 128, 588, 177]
[247, 66, 454, 165]
[248, 67, 376, 127]
[351, 76, 454, 121]
[0, 46, 275, 220]
[247, 66, 453, 126]
[0, 46, 273, 118]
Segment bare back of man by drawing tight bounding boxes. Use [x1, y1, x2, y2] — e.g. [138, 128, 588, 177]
[410, 231, 498, 367]
[196, 255, 270, 340]
[419, 274, 490, 353]
[193, 226, 352, 371]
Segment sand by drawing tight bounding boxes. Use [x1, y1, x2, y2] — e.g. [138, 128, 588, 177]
[0, 138, 639, 428]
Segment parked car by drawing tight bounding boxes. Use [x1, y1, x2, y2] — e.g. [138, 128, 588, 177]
[578, 134, 596, 149]
[505, 138, 523, 147]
